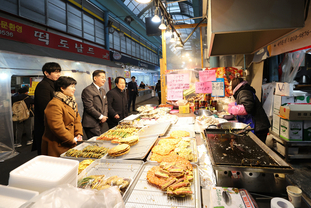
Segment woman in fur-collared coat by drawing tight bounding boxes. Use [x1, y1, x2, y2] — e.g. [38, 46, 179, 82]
[41, 76, 83, 157]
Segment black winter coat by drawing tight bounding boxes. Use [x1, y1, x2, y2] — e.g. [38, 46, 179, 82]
[33, 77, 56, 152]
[106, 87, 128, 128]
[233, 84, 270, 133]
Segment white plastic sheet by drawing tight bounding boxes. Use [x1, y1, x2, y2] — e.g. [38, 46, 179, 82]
[197, 144, 216, 188]
[20, 184, 125, 208]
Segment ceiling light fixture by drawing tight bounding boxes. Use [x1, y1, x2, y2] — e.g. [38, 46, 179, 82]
[175, 43, 184, 49]
[170, 33, 175, 43]
[152, 7, 161, 23]
[165, 29, 172, 37]
[135, 0, 152, 3]
[158, 17, 166, 30]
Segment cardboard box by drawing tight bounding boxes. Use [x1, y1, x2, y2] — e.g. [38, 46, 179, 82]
[272, 114, 280, 135]
[179, 105, 190, 114]
[304, 120, 311, 141]
[280, 119, 303, 141]
[279, 104, 311, 120]
[273, 142, 299, 156]
[295, 96, 310, 103]
[275, 82, 294, 96]
[273, 95, 294, 114]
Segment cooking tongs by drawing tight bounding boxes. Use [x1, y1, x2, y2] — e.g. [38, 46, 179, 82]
[229, 123, 254, 136]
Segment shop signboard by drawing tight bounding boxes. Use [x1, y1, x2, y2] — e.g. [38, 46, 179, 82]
[195, 81, 212, 94]
[124, 70, 131, 78]
[212, 78, 225, 97]
[0, 17, 110, 60]
[166, 74, 189, 90]
[199, 70, 216, 82]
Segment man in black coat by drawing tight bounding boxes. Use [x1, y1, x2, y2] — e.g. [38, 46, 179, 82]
[107, 77, 128, 128]
[127, 76, 138, 112]
[12, 86, 34, 147]
[33, 62, 61, 154]
[81, 70, 109, 139]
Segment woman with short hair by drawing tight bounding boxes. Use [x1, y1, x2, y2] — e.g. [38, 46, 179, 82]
[41, 76, 83, 157]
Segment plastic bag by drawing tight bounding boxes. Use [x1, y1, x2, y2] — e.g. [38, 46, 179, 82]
[196, 144, 216, 188]
[20, 184, 125, 208]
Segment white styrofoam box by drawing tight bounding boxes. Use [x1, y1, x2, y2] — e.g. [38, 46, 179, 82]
[272, 114, 280, 135]
[304, 120, 311, 141]
[293, 90, 308, 96]
[275, 82, 294, 96]
[280, 119, 303, 141]
[273, 95, 295, 114]
[0, 185, 39, 208]
[9, 155, 78, 193]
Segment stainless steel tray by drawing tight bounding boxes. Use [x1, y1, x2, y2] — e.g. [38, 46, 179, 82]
[161, 124, 196, 138]
[138, 122, 171, 137]
[176, 117, 195, 125]
[146, 137, 198, 164]
[78, 159, 144, 199]
[124, 162, 201, 208]
[90, 135, 158, 160]
[60, 142, 108, 159]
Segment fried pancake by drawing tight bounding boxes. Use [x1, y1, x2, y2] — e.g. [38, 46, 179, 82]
[109, 148, 130, 157]
[108, 144, 130, 155]
[119, 136, 139, 146]
[158, 138, 181, 146]
[152, 144, 175, 156]
[170, 130, 190, 138]
[150, 152, 178, 163]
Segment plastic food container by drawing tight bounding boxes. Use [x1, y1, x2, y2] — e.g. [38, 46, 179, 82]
[9, 155, 79, 193]
[0, 185, 39, 208]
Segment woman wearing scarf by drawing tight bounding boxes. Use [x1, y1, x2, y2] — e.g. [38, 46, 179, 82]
[228, 77, 270, 143]
[42, 76, 83, 157]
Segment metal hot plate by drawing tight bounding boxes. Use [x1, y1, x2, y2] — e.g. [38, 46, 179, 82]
[203, 130, 294, 173]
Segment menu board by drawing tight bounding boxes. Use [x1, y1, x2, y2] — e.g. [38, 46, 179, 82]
[199, 70, 216, 82]
[212, 78, 225, 97]
[167, 74, 189, 90]
[195, 82, 212, 93]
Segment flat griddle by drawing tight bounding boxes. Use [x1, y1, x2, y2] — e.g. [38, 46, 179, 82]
[203, 129, 294, 173]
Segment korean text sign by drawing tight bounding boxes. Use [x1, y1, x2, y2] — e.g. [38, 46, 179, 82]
[195, 82, 212, 93]
[167, 89, 183, 100]
[199, 70, 216, 82]
[166, 74, 189, 90]
[0, 17, 110, 60]
[212, 78, 225, 97]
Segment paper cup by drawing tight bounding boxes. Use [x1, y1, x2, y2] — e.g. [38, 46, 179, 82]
[286, 186, 302, 207]
[271, 197, 294, 208]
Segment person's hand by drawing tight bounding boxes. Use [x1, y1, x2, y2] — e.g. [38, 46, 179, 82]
[100, 116, 108, 123]
[76, 135, 83, 141]
[114, 114, 120, 119]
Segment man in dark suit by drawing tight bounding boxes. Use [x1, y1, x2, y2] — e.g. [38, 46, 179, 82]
[127, 76, 138, 112]
[81, 70, 109, 139]
[107, 77, 128, 128]
[33, 62, 61, 154]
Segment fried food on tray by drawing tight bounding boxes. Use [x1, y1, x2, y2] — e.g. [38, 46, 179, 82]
[170, 130, 190, 138]
[152, 144, 175, 156]
[97, 125, 140, 141]
[150, 152, 178, 163]
[65, 145, 108, 159]
[147, 158, 193, 197]
[158, 138, 181, 146]
[78, 175, 129, 194]
[119, 136, 139, 146]
[78, 159, 94, 174]
[108, 144, 130, 157]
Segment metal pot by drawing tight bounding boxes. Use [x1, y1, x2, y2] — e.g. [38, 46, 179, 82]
[194, 109, 212, 117]
[217, 122, 249, 130]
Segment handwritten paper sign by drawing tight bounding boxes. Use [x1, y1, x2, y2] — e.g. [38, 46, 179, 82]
[167, 89, 183, 100]
[199, 70, 216, 82]
[195, 82, 212, 93]
[167, 74, 189, 90]
[212, 78, 225, 97]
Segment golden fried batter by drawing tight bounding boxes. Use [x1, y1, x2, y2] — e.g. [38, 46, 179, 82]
[152, 144, 175, 156]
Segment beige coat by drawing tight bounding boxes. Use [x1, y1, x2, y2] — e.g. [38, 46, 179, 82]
[42, 97, 83, 157]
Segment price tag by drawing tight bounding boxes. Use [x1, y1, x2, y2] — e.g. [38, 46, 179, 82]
[195, 82, 212, 93]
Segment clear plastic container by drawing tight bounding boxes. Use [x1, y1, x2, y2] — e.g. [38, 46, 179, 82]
[9, 155, 78, 193]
